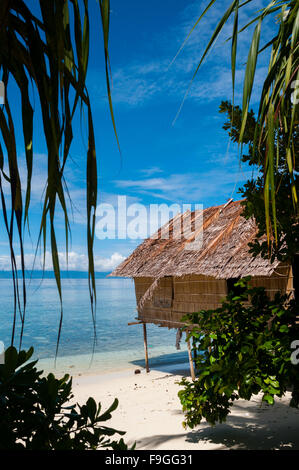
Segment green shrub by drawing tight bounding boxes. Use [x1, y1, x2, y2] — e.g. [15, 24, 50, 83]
[0, 346, 131, 449]
[178, 278, 299, 428]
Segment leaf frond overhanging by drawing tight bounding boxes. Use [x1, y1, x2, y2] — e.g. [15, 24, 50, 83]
[172, 0, 299, 245]
[0, 0, 118, 354]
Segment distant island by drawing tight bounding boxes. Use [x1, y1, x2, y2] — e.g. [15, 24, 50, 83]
[0, 271, 119, 279]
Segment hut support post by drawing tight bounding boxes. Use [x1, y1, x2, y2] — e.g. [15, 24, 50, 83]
[143, 322, 150, 373]
[187, 336, 195, 381]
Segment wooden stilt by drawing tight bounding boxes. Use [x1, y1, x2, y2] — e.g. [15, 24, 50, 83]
[143, 322, 150, 373]
[187, 336, 195, 381]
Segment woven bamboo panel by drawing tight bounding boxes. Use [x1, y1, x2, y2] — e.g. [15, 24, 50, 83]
[249, 263, 291, 300]
[286, 266, 294, 297]
[134, 263, 292, 328]
[174, 277, 227, 295]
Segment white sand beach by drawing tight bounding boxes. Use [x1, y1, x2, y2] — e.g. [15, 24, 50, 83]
[72, 364, 299, 450]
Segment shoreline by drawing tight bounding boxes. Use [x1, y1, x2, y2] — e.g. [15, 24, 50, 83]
[35, 346, 189, 378]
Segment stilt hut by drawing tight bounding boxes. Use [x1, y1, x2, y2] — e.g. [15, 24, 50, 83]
[110, 199, 296, 377]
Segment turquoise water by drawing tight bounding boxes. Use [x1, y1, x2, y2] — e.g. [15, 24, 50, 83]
[0, 278, 188, 375]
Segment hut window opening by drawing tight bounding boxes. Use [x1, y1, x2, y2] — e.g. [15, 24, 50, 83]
[227, 278, 246, 298]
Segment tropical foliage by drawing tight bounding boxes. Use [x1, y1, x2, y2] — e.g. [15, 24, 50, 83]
[219, 100, 298, 263]
[0, 346, 130, 449]
[0, 3, 126, 449]
[177, 99, 298, 430]
[176, 0, 299, 243]
[178, 278, 299, 428]
[0, 0, 115, 351]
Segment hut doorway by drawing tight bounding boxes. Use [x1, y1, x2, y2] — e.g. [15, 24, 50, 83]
[227, 277, 246, 297]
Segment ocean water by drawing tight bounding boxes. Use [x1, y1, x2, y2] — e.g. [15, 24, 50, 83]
[0, 278, 188, 376]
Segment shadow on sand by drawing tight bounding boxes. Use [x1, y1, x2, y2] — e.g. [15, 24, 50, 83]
[135, 396, 299, 450]
[130, 351, 190, 375]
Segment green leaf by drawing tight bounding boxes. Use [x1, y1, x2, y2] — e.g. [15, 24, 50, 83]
[263, 394, 274, 405]
[279, 325, 289, 333]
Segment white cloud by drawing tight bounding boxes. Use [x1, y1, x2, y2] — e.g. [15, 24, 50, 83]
[111, 66, 163, 106]
[139, 167, 163, 177]
[0, 251, 125, 272]
[114, 165, 255, 203]
[92, 0, 275, 110]
[186, 65, 269, 104]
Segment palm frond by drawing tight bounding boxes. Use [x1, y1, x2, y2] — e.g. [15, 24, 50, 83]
[172, 0, 299, 244]
[0, 0, 117, 355]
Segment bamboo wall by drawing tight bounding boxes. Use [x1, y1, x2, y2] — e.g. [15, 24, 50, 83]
[134, 263, 293, 328]
[249, 263, 293, 300]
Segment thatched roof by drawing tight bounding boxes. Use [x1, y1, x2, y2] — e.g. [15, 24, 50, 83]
[110, 199, 280, 279]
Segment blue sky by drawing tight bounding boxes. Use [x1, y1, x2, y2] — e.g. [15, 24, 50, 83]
[0, 0, 276, 272]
